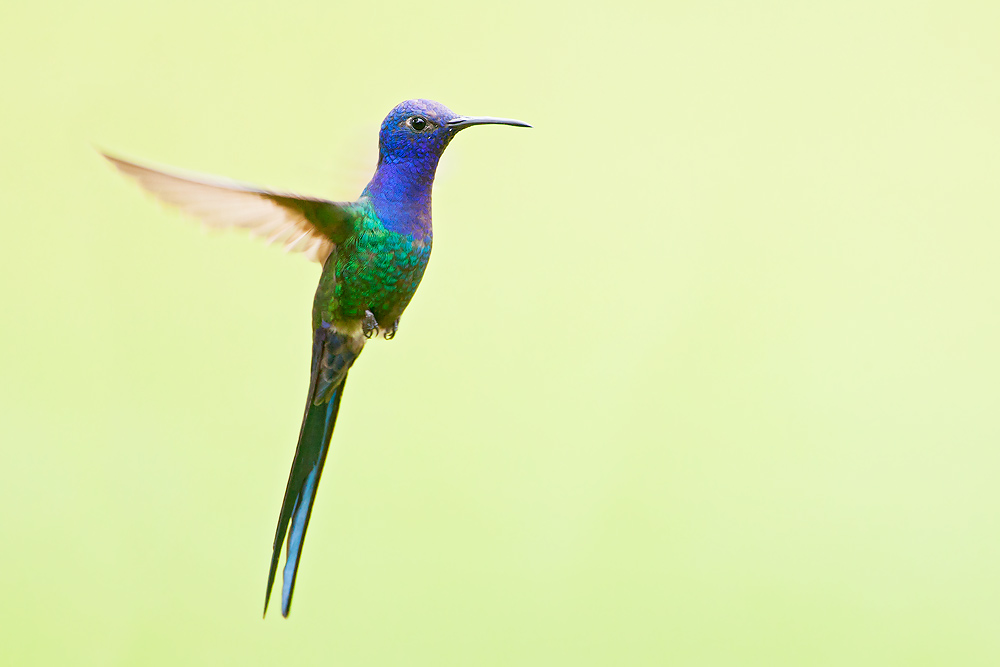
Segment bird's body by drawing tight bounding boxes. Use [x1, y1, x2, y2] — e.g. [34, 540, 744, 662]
[320, 199, 432, 330]
[103, 99, 528, 617]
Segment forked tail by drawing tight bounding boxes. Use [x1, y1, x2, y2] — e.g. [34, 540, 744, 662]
[264, 325, 362, 617]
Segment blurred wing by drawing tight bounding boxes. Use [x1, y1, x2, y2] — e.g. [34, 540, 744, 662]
[103, 153, 356, 264]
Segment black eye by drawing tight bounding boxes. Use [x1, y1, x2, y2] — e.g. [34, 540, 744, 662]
[409, 116, 427, 131]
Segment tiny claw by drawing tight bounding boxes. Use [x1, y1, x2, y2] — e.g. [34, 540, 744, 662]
[384, 318, 400, 340]
[362, 310, 379, 339]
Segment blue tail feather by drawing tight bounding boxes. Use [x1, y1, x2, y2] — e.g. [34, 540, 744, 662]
[264, 326, 356, 617]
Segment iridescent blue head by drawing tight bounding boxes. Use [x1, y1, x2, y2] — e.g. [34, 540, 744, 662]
[364, 99, 530, 235]
[377, 99, 530, 166]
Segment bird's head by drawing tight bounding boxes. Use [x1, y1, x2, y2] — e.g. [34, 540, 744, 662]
[377, 99, 530, 166]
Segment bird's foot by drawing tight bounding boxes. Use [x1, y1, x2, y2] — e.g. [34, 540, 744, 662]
[362, 310, 380, 339]
[383, 318, 400, 340]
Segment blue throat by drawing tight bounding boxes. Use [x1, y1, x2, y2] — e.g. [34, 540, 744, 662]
[363, 157, 440, 238]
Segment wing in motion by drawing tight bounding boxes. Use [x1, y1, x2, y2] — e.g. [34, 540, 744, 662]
[102, 153, 355, 264]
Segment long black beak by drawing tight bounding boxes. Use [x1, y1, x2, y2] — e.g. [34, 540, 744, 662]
[447, 115, 532, 130]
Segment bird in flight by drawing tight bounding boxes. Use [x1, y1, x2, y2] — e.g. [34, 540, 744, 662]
[103, 99, 530, 617]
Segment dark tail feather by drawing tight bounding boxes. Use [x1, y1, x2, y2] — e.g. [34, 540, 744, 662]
[264, 326, 359, 617]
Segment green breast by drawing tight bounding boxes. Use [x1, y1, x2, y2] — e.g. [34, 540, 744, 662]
[313, 208, 432, 328]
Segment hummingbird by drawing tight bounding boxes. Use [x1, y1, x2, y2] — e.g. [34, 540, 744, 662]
[103, 99, 530, 617]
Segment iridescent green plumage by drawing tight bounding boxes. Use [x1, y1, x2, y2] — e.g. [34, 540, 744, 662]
[315, 201, 432, 329]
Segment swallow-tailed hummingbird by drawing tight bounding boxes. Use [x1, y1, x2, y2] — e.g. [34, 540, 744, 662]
[103, 99, 530, 617]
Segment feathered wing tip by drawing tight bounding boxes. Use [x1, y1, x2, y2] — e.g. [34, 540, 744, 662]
[101, 152, 336, 263]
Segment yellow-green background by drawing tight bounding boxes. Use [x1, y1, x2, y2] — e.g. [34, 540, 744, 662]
[2, 1, 998, 664]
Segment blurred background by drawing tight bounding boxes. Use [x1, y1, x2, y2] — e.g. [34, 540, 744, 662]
[2, 1, 999, 664]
